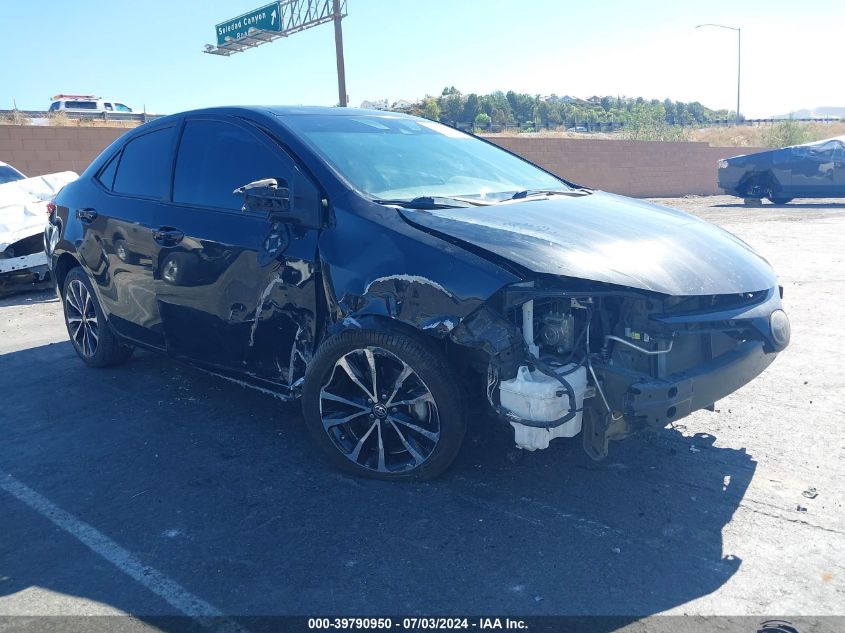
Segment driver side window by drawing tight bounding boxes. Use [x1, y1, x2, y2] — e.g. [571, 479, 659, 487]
[173, 119, 294, 211]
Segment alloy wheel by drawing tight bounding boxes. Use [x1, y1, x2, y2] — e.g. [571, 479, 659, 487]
[65, 279, 99, 358]
[162, 258, 179, 283]
[319, 346, 441, 474]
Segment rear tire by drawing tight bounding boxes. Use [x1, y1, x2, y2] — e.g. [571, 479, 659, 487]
[302, 327, 466, 480]
[62, 267, 134, 368]
[768, 196, 793, 205]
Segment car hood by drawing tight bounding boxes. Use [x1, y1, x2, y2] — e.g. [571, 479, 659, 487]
[399, 191, 777, 296]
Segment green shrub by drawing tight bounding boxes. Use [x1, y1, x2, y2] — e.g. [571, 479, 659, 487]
[764, 119, 816, 148]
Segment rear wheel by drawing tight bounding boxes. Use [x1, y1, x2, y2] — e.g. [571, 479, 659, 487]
[302, 328, 466, 480]
[62, 267, 134, 367]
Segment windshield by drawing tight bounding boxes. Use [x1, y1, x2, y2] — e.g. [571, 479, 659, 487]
[0, 165, 25, 185]
[283, 114, 568, 201]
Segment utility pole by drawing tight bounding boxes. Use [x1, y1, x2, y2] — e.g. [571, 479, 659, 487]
[736, 28, 741, 126]
[333, 0, 347, 107]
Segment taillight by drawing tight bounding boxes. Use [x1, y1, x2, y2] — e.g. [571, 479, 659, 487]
[46, 201, 56, 216]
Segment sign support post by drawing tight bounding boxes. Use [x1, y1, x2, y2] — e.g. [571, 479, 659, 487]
[333, 0, 347, 107]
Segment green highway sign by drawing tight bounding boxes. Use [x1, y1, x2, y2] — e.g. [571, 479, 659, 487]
[215, 2, 281, 46]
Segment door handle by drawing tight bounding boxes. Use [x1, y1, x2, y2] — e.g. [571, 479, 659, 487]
[76, 208, 97, 223]
[152, 227, 184, 246]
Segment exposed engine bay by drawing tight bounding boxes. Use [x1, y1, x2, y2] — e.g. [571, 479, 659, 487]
[453, 278, 788, 460]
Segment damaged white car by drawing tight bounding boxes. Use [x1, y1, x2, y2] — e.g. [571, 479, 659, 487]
[0, 167, 77, 296]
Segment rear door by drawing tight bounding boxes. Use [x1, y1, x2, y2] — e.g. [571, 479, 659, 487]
[155, 115, 322, 388]
[82, 123, 179, 347]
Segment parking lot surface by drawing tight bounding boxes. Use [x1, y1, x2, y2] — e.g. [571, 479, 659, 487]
[1, 196, 843, 621]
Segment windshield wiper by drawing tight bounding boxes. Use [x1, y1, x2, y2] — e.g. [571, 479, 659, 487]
[506, 188, 591, 201]
[374, 195, 494, 209]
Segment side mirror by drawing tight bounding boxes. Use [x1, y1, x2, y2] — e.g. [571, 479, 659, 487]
[234, 178, 290, 215]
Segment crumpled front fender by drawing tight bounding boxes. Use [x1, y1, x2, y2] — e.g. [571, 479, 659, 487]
[319, 201, 519, 337]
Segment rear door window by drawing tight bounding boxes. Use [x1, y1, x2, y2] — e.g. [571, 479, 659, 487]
[96, 153, 120, 190]
[64, 101, 98, 110]
[173, 119, 293, 211]
[113, 126, 177, 199]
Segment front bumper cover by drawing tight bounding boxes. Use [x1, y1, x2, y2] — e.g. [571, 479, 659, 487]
[624, 339, 775, 427]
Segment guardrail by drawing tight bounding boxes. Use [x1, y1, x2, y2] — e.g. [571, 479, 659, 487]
[0, 110, 165, 123]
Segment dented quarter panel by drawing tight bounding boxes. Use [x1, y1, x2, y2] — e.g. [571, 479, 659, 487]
[318, 193, 520, 334]
[399, 191, 778, 296]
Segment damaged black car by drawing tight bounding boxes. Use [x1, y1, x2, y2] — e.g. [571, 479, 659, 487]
[46, 107, 790, 479]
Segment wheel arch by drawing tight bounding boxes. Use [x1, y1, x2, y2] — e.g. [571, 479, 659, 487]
[53, 252, 82, 291]
[737, 170, 775, 197]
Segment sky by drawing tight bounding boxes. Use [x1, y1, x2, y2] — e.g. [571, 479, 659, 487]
[2, 0, 843, 118]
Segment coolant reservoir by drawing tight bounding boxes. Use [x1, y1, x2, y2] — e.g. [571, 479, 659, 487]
[499, 364, 588, 451]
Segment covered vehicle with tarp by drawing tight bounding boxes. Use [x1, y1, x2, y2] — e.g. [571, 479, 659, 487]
[718, 135, 845, 203]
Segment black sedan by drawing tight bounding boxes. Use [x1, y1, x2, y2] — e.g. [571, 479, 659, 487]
[45, 107, 790, 480]
[718, 135, 845, 203]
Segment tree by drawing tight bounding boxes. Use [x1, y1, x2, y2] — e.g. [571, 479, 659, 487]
[440, 89, 464, 125]
[474, 112, 491, 130]
[462, 93, 480, 123]
[422, 97, 441, 122]
[373, 90, 731, 135]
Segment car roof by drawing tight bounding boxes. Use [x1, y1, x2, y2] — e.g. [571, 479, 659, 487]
[152, 105, 414, 119]
[791, 134, 845, 148]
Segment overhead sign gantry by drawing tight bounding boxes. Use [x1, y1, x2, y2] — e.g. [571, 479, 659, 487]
[204, 0, 349, 106]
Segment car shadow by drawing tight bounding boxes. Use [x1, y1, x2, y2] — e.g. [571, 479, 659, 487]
[0, 288, 57, 307]
[715, 200, 845, 209]
[0, 342, 755, 628]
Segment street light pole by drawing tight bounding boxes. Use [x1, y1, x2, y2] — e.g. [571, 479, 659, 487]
[333, 0, 347, 107]
[696, 23, 741, 125]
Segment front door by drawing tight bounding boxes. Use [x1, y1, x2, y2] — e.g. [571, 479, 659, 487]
[154, 116, 321, 389]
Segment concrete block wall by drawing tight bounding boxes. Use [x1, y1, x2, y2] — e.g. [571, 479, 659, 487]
[0, 125, 762, 197]
[0, 126, 128, 177]
[486, 137, 763, 197]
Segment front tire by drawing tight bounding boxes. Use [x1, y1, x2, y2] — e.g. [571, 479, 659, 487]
[768, 196, 793, 205]
[302, 328, 466, 480]
[62, 267, 134, 367]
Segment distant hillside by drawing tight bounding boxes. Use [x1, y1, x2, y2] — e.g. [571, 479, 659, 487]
[775, 106, 845, 119]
